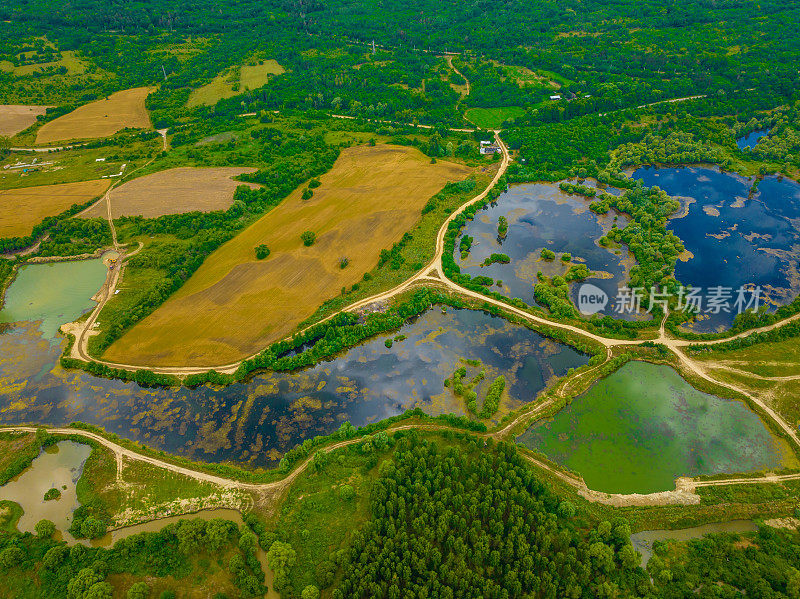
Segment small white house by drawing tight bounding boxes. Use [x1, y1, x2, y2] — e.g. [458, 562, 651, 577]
[550, 94, 562, 101]
[95, 158, 106, 162]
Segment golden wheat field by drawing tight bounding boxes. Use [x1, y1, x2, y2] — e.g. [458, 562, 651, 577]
[35, 87, 154, 144]
[0, 105, 49, 137]
[0, 179, 111, 237]
[102, 144, 471, 366]
[81, 167, 259, 219]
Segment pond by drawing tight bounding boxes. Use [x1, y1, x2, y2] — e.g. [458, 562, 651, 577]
[630, 520, 758, 567]
[93, 507, 278, 598]
[517, 361, 793, 494]
[0, 441, 91, 542]
[0, 259, 107, 340]
[0, 260, 588, 467]
[737, 130, 770, 150]
[631, 166, 800, 332]
[454, 181, 640, 319]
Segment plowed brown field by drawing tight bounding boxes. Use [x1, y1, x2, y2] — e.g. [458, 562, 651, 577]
[81, 167, 259, 219]
[0, 105, 48, 137]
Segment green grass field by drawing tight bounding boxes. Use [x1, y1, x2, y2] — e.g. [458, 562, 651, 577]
[690, 335, 800, 440]
[536, 68, 574, 86]
[188, 59, 285, 107]
[465, 106, 526, 129]
[0, 51, 86, 76]
[694, 335, 800, 378]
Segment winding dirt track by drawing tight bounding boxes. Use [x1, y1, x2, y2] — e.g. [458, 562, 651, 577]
[61, 126, 800, 459]
[32, 116, 800, 508]
[4, 415, 799, 509]
[446, 56, 470, 96]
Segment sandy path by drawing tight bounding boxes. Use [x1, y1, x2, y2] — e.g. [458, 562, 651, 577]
[446, 56, 470, 96]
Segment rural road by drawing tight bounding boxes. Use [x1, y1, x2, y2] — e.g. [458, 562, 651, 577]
[446, 56, 470, 96]
[599, 95, 707, 117]
[6, 414, 794, 509]
[8, 143, 86, 152]
[62, 126, 800, 463]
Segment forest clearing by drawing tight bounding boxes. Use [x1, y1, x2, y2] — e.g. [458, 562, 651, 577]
[101, 144, 471, 366]
[187, 60, 284, 107]
[35, 87, 154, 144]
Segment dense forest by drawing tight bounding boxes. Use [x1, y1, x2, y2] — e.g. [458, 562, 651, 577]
[334, 435, 649, 598]
[2, 0, 800, 123]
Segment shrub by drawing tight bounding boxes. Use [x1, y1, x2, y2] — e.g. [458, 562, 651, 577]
[35, 519, 56, 539]
[44, 487, 61, 501]
[540, 248, 556, 260]
[497, 216, 508, 238]
[302, 188, 313, 200]
[557, 501, 577, 519]
[301, 231, 316, 246]
[0, 546, 24, 570]
[481, 253, 511, 267]
[127, 582, 150, 599]
[80, 516, 107, 539]
[255, 244, 270, 260]
[302, 585, 321, 599]
[308, 178, 321, 189]
[267, 541, 296, 593]
[561, 252, 572, 262]
[339, 485, 356, 502]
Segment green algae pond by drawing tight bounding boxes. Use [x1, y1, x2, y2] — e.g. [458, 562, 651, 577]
[0, 259, 107, 340]
[517, 361, 795, 494]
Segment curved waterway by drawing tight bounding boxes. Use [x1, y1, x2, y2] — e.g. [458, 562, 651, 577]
[632, 166, 800, 332]
[0, 260, 588, 467]
[517, 361, 793, 494]
[454, 181, 643, 320]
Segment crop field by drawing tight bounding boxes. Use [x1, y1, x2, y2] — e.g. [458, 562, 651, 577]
[102, 144, 471, 366]
[465, 106, 526, 129]
[187, 60, 284, 107]
[35, 87, 154, 144]
[0, 179, 110, 237]
[0, 105, 49, 137]
[81, 167, 259, 219]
